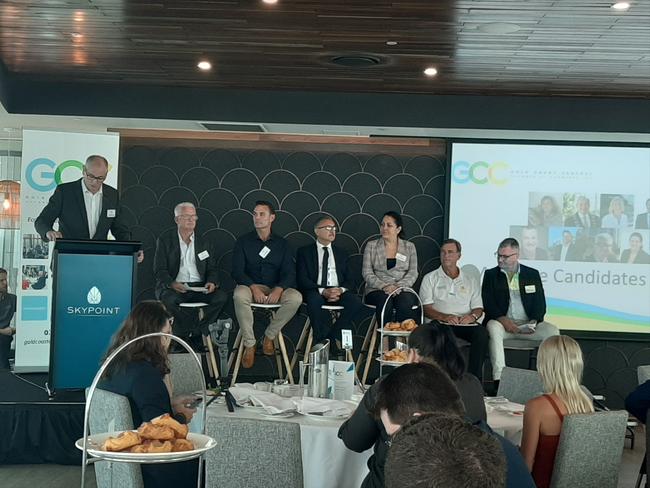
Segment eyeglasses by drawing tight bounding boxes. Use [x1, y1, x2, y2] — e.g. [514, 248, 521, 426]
[440, 250, 459, 256]
[84, 171, 106, 182]
[178, 215, 198, 221]
[167, 317, 174, 325]
[317, 225, 337, 232]
[495, 252, 518, 260]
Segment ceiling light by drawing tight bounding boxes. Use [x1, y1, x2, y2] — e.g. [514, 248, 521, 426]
[386, 41, 398, 46]
[71, 32, 83, 38]
[423, 67, 438, 77]
[611, 2, 630, 10]
[477, 22, 521, 34]
[262, 0, 278, 4]
[197, 60, 212, 71]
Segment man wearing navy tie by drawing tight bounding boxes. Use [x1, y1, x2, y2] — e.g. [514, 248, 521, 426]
[296, 216, 363, 351]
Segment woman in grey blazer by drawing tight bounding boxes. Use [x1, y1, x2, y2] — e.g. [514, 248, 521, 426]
[363, 211, 419, 326]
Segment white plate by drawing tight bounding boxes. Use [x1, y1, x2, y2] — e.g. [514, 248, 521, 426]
[259, 411, 295, 418]
[76, 431, 216, 462]
[376, 357, 408, 367]
[377, 328, 412, 336]
[301, 411, 350, 421]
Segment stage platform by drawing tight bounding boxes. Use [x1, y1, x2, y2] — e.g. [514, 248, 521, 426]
[0, 371, 85, 465]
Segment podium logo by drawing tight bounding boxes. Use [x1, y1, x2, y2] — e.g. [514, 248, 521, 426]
[87, 286, 102, 304]
[66, 285, 121, 317]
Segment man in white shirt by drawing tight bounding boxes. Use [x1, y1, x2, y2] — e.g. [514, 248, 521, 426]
[419, 239, 488, 380]
[552, 230, 579, 261]
[296, 216, 363, 354]
[154, 202, 228, 339]
[564, 196, 600, 228]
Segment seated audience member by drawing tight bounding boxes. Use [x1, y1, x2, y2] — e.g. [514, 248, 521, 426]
[564, 196, 600, 228]
[586, 232, 619, 263]
[529, 195, 562, 227]
[626, 378, 650, 424]
[551, 230, 579, 262]
[338, 324, 486, 488]
[520, 227, 549, 261]
[601, 195, 629, 228]
[100, 301, 198, 488]
[384, 413, 506, 488]
[635, 198, 650, 229]
[296, 215, 363, 354]
[231, 200, 302, 368]
[362, 211, 418, 326]
[375, 363, 534, 488]
[482, 238, 559, 386]
[419, 238, 488, 380]
[0, 268, 17, 370]
[154, 202, 229, 341]
[621, 232, 650, 264]
[520, 335, 593, 488]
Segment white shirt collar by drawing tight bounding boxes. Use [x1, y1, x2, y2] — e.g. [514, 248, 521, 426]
[81, 178, 102, 196]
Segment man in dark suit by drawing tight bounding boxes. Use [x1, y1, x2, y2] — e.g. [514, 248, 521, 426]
[35, 155, 132, 242]
[635, 198, 650, 229]
[154, 202, 228, 338]
[482, 238, 559, 384]
[551, 230, 579, 261]
[563, 196, 600, 228]
[296, 215, 363, 351]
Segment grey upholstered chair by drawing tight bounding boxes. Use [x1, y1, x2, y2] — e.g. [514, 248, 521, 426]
[637, 365, 650, 385]
[87, 388, 144, 488]
[550, 410, 627, 488]
[169, 352, 205, 396]
[204, 416, 303, 488]
[496, 366, 544, 404]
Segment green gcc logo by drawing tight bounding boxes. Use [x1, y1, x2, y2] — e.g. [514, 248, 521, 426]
[25, 159, 85, 192]
[452, 161, 509, 185]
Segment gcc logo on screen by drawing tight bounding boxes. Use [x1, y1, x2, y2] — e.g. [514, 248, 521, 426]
[452, 161, 509, 185]
[25, 158, 85, 192]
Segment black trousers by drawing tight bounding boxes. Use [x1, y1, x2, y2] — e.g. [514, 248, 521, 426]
[445, 324, 488, 381]
[159, 285, 229, 337]
[365, 290, 419, 326]
[303, 289, 364, 343]
[0, 333, 12, 369]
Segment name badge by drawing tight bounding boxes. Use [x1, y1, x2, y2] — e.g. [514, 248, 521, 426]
[259, 246, 271, 259]
[525, 285, 536, 294]
[106, 209, 116, 218]
[198, 250, 210, 261]
[395, 253, 407, 262]
[341, 329, 353, 350]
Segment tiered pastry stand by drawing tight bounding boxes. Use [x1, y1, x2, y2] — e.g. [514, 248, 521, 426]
[78, 332, 216, 488]
[376, 287, 424, 376]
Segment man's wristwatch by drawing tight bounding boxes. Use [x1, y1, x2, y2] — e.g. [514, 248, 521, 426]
[471, 313, 480, 322]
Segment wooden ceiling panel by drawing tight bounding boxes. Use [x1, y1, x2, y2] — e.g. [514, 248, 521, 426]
[0, 0, 648, 98]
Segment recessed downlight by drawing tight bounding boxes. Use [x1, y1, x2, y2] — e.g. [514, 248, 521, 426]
[71, 32, 83, 39]
[262, 0, 278, 4]
[423, 67, 438, 77]
[386, 41, 398, 46]
[197, 60, 212, 71]
[611, 2, 630, 10]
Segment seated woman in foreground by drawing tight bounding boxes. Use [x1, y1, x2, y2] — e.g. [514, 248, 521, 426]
[520, 335, 593, 488]
[100, 300, 198, 488]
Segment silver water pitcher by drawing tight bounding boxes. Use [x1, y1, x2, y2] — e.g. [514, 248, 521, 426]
[306, 340, 330, 398]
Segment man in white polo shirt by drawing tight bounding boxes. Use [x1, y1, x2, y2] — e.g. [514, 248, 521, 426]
[419, 238, 488, 380]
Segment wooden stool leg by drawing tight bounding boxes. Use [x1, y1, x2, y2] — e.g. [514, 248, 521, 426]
[274, 337, 284, 378]
[231, 340, 245, 385]
[204, 335, 220, 379]
[228, 330, 242, 371]
[356, 315, 377, 374]
[362, 328, 377, 386]
[304, 329, 314, 366]
[277, 334, 294, 384]
[289, 318, 311, 372]
[201, 336, 215, 379]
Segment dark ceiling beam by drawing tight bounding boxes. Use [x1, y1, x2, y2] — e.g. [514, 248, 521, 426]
[0, 61, 11, 112]
[4, 75, 650, 134]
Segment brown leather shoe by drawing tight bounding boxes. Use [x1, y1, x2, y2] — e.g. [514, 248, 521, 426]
[242, 345, 255, 368]
[262, 335, 275, 355]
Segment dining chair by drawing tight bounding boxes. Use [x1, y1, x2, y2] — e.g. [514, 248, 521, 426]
[204, 416, 303, 488]
[169, 352, 205, 396]
[496, 366, 544, 405]
[550, 410, 627, 488]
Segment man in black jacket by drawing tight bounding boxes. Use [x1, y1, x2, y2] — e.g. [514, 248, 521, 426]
[296, 215, 363, 350]
[482, 237, 559, 383]
[154, 202, 228, 338]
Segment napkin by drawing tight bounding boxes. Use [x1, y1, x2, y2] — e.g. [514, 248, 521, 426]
[292, 397, 355, 417]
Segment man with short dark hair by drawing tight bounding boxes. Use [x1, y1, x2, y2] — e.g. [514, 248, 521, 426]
[296, 215, 363, 352]
[0, 268, 17, 370]
[384, 413, 507, 488]
[419, 238, 488, 380]
[552, 230, 579, 262]
[154, 202, 229, 339]
[482, 238, 559, 383]
[232, 200, 302, 368]
[635, 198, 650, 229]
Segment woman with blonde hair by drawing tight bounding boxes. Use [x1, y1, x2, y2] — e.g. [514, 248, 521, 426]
[520, 335, 593, 488]
[602, 195, 629, 228]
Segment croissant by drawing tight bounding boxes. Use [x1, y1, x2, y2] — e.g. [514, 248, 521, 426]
[152, 413, 189, 439]
[102, 430, 142, 451]
[137, 422, 175, 441]
[130, 440, 173, 453]
[171, 438, 195, 452]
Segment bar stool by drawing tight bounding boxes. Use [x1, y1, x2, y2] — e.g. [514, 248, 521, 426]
[228, 303, 294, 385]
[178, 302, 220, 380]
[503, 338, 543, 370]
[289, 304, 345, 375]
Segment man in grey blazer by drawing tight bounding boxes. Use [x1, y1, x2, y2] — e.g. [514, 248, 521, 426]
[154, 202, 228, 338]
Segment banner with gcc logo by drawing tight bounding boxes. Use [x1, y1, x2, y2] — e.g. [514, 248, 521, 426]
[15, 130, 120, 373]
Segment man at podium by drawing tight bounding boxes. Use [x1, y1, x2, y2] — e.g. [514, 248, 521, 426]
[34, 155, 132, 242]
[154, 202, 229, 340]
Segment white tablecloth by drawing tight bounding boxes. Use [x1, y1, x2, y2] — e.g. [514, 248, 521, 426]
[486, 400, 525, 445]
[203, 402, 372, 488]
